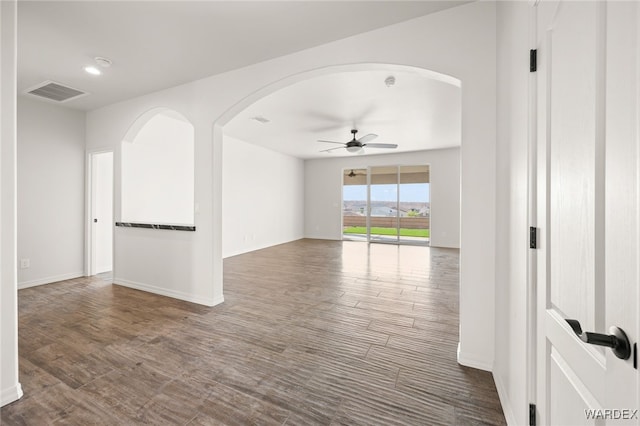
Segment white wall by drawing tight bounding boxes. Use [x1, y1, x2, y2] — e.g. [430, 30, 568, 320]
[86, 1, 496, 368]
[121, 111, 195, 225]
[222, 135, 304, 258]
[494, 2, 530, 425]
[17, 97, 86, 289]
[1, 0, 23, 407]
[305, 148, 460, 248]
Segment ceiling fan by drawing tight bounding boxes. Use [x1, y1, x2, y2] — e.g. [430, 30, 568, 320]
[346, 169, 366, 178]
[318, 129, 398, 154]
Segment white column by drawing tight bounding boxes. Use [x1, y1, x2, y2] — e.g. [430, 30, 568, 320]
[0, 0, 23, 407]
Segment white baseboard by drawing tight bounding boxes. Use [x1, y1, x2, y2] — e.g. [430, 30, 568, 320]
[493, 372, 518, 426]
[113, 278, 224, 307]
[1, 382, 23, 407]
[223, 236, 305, 259]
[303, 235, 340, 241]
[18, 272, 84, 290]
[457, 342, 493, 371]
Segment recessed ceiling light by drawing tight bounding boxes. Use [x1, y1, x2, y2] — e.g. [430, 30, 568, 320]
[84, 66, 102, 76]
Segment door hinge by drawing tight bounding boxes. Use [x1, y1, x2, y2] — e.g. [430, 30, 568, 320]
[529, 226, 538, 249]
[530, 49, 537, 72]
[530, 403, 536, 426]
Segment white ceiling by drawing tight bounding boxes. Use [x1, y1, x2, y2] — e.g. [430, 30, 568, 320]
[18, 1, 470, 111]
[224, 67, 461, 159]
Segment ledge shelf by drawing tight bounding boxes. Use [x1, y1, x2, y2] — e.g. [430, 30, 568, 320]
[115, 222, 196, 232]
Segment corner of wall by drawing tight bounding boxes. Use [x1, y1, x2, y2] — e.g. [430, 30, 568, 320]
[457, 342, 494, 372]
[493, 371, 518, 425]
[1, 383, 23, 408]
[1, 0, 23, 408]
[113, 277, 224, 307]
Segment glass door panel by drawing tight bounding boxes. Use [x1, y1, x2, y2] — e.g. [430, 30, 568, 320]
[369, 166, 399, 243]
[398, 165, 430, 245]
[342, 169, 367, 241]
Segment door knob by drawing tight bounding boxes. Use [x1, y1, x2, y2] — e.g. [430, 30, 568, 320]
[566, 319, 631, 360]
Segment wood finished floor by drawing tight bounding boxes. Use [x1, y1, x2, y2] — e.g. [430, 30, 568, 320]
[1, 239, 506, 425]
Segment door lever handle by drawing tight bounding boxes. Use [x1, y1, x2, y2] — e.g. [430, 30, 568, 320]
[566, 319, 631, 360]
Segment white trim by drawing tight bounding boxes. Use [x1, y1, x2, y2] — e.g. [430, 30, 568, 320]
[457, 343, 493, 371]
[636, 0, 640, 414]
[1, 382, 23, 407]
[18, 272, 84, 290]
[113, 278, 223, 307]
[1, 0, 21, 412]
[526, 0, 539, 415]
[493, 373, 517, 426]
[222, 237, 303, 260]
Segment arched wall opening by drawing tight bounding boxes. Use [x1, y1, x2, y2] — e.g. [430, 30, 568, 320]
[215, 63, 460, 129]
[211, 61, 462, 333]
[81, 1, 496, 371]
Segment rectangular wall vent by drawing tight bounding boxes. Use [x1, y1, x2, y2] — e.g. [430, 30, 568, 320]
[25, 81, 88, 103]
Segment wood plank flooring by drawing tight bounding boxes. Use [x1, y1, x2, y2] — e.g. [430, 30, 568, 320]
[1, 239, 506, 425]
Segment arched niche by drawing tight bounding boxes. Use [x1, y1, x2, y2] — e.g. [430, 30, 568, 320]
[121, 108, 195, 226]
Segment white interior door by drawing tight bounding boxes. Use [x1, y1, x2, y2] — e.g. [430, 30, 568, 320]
[91, 152, 113, 275]
[535, 1, 639, 424]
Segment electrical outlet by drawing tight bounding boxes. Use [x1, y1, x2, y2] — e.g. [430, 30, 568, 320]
[20, 259, 30, 269]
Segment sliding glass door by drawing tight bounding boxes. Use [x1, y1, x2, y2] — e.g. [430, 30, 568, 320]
[398, 165, 430, 244]
[369, 166, 399, 242]
[342, 165, 430, 245]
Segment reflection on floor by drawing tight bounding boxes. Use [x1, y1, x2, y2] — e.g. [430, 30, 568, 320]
[343, 233, 430, 246]
[2, 239, 505, 425]
[95, 271, 113, 282]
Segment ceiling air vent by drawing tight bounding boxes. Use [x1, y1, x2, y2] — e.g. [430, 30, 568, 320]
[25, 81, 88, 103]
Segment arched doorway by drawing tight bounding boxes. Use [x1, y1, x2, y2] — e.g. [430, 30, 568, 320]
[212, 62, 461, 296]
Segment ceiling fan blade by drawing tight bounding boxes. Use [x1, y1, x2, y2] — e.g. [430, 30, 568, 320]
[356, 133, 378, 143]
[320, 146, 346, 153]
[363, 143, 397, 149]
[302, 111, 344, 123]
[317, 140, 346, 145]
[307, 123, 346, 132]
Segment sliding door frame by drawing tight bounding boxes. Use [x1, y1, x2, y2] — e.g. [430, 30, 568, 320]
[341, 164, 430, 246]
